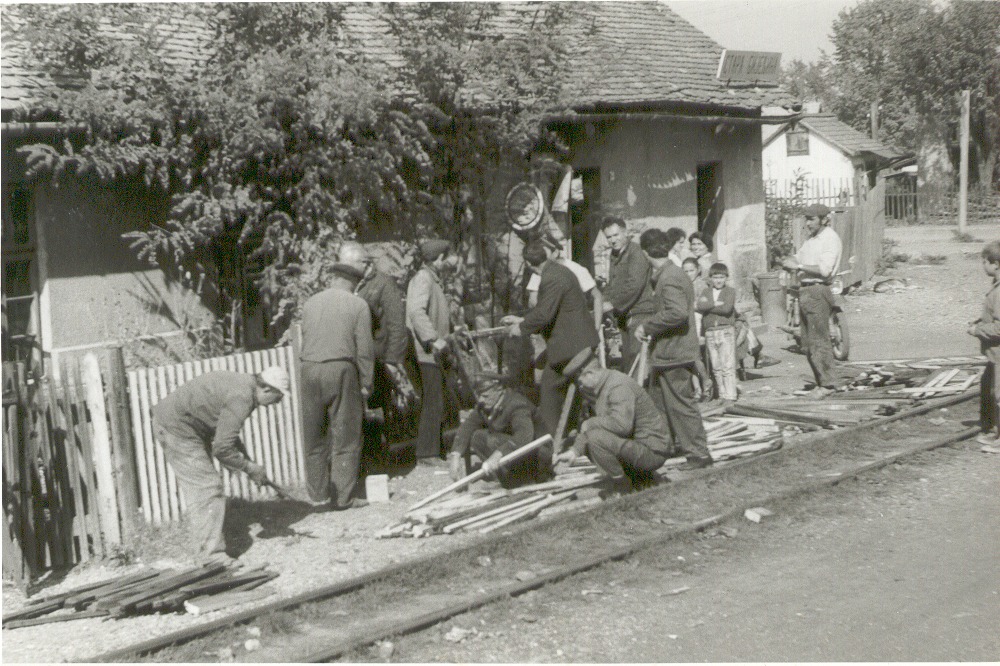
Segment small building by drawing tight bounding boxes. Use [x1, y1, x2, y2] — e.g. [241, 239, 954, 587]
[762, 114, 906, 202]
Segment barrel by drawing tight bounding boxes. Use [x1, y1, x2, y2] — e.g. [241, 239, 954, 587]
[756, 272, 785, 327]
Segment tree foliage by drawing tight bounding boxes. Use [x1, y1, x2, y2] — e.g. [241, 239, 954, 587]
[12, 3, 575, 343]
[821, 0, 1000, 186]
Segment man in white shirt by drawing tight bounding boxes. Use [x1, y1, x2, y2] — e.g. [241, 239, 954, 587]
[525, 235, 603, 331]
[781, 204, 843, 397]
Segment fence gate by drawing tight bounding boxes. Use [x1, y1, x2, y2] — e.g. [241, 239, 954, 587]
[126, 346, 305, 525]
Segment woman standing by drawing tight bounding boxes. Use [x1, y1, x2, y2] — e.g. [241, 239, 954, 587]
[688, 232, 715, 276]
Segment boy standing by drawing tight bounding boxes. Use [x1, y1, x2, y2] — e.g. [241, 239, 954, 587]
[697, 262, 738, 402]
[968, 241, 1000, 445]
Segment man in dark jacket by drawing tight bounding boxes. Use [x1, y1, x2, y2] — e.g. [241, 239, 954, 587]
[557, 347, 670, 495]
[634, 228, 712, 470]
[338, 242, 414, 465]
[152, 367, 288, 564]
[504, 240, 600, 437]
[447, 373, 548, 487]
[601, 216, 658, 372]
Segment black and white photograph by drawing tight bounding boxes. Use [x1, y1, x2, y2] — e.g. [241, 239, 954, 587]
[1, 0, 998, 661]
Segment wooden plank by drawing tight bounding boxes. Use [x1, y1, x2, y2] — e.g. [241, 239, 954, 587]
[441, 494, 549, 534]
[241, 352, 265, 500]
[479, 491, 577, 534]
[183, 587, 275, 616]
[56, 367, 89, 563]
[267, 348, 291, 487]
[257, 351, 281, 492]
[69, 365, 104, 558]
[137, 369, 163, 525]
[36, 380, 65, 569]
[4, 609, 109, 629]
[81, 353, 121, 546]
[102, 347, 141, 543]
[286, 341, 307, 484]
[154, 366, 178, 523]
[127, 370, 154, 524]
[163, 364, 184, 519]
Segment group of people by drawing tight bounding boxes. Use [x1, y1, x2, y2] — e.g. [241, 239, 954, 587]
[151, 205, 851, 563]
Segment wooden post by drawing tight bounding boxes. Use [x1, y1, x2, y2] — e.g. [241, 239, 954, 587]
[101, 347, 140, 542]
[870, 100, 879, 140]
[80, 354, 121, 546]
[958, 89, 970, 234]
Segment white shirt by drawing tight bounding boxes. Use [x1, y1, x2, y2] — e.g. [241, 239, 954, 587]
[526, 259, 596, 294]
[795, 226, 842, 280]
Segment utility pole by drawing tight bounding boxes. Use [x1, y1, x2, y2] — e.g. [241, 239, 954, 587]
[958, 90, 970, 234]
[870, 100, 879, 140]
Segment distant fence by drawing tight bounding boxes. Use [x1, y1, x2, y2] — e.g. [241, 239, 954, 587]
[127, 346, 305, 526]
[884, 180, 1000, 225]
[766, 178, 861, 208]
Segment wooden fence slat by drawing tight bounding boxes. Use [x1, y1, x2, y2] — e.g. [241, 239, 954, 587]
[137, 368, 162, 525]
[249, 352, 273, 499]
[151, 367, 172, 525]
[268, 348, 291, 486]
[37, 380, 65, 569]
[57, 367, 88, 563]
[70, 364, 105, 559]
[163, 364, 183, 521]
[127, 371, 153, 525]
[81, 354, 121, 547]
[17, 366, 39, 574]
[286, 343, 307, 484]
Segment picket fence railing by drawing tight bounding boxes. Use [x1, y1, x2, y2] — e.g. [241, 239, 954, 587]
[126, 346, 305, 525]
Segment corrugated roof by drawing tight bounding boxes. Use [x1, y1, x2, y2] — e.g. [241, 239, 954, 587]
[2, 2, 789, 117]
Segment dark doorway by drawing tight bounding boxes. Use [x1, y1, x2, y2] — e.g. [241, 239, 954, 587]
[570, 168, 600, 273]
[696, 162, 723, 240]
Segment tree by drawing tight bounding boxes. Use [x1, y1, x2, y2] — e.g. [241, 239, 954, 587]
[11, 3, 575, 344]
[780, 59, 834, 110]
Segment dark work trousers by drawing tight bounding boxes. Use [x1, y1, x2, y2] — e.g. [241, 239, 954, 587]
[301, 360, 362, 506]
[538, 365, 581, 438]
[981, 361, 999, 435]
[798, 284, 836, 389]
[415, 362, 444, 458]
[361, 360, 392, 469]
[650, 364, 711, 463]
[469, 430, 549, 487]
[578, 424, 666, 488]
[152, 422, 227, 558]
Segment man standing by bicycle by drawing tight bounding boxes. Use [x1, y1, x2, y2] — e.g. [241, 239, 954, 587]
[781, 204, 843, 398]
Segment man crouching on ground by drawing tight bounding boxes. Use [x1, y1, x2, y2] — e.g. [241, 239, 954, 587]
[152, 367, 289, 565]
[448, 373, 552, 487]
[555, 346, 671, 496]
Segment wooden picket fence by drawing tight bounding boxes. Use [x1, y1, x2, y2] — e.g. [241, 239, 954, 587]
[2, 359, 116, 588]
[126, 346, 305, 526]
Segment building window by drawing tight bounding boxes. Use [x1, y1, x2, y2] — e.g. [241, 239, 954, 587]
[786, 128, 809, 156]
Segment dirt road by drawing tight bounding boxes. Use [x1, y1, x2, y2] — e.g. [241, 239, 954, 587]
[393, 440, 1000, 662]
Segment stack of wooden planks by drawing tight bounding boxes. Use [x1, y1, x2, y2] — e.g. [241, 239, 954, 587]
[1, 563, 277, 629]
[886, 367, 982, 397]
[378, 463, 605, 539]
[725, 397, 900, 428]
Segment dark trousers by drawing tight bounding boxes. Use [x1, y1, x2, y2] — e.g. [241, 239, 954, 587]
[650, 364, 711, 462]
[982, 361, 999, 434]
[469, 430, 550, 487]
[578, 424, 666, 487]
[153, 423, 226, 558]
[415, 362, 444, 458]
[301, 360, 362, 506]
[799, 284, 836, 389]
[538, 365, 580, 437]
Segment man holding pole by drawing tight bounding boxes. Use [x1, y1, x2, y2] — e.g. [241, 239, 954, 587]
[151, 367, 289, 564]
[556, 346, 670, 495]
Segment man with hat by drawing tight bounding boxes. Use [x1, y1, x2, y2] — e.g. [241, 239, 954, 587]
[504, 239, 600, 438]
[338, 241, 414, 466]
[406, 238, 454, 459]
[151, 365, 289, 564]
[556, 346, 670, 495]
[447, 373, 549, 487]
[300, 262, 374, 509]
[780, 204, 843, 397]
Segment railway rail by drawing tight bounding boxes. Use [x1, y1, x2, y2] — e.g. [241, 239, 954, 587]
[89, 390, 979, 662]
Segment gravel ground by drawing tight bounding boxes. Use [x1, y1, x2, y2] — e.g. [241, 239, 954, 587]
[2, 225, 992, 662]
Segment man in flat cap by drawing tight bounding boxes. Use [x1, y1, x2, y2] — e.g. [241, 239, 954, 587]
[406, 239, 455, 459]
[338, 242, 414, 466]
[504, 239, 600, 438]
[556, 346, 670, 496]
[300, 262, 374, 509]
[448, 373, 549, 487]
[152, 365, 289, 564]
[780, 204, 843, 397]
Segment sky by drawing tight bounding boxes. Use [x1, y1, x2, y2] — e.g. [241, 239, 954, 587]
[665, 0, 859, 64]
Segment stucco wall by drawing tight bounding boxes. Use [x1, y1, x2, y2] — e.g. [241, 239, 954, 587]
[762, 128, 855, 186]
[571, 118, 767, 297]
[34, 180, 216, 356]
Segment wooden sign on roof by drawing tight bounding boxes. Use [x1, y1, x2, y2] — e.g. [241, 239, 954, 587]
[716, 50, 781, 83]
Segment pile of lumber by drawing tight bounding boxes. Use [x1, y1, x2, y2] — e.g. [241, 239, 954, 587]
[379, 462, 605, 539]
[725, 397, 900, 428]
[1, 563, 277, 629]
[885, 367, 982, 397]
[843, 355, 985, 370]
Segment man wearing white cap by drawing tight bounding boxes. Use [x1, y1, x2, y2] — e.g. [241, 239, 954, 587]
[151, 366, 289, 564]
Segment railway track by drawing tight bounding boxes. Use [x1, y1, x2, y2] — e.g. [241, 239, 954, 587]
[93, 391, 980, 663]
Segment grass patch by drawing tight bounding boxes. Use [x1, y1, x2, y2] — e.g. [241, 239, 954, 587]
[909, 253, 947, 265]
[952, 230, 982, 243]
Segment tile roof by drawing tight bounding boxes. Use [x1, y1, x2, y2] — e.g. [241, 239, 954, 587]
[764, 114, 906, 162]
[2, 2, 789, 118]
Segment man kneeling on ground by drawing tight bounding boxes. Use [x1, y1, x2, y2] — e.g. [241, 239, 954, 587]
[555, 346, 671, 495]
[447, 373, 552, 487]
